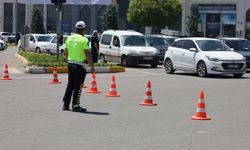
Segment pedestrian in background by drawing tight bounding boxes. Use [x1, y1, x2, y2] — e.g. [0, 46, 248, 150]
[90, 30, 99, 63]
[63, 21, 95, 112]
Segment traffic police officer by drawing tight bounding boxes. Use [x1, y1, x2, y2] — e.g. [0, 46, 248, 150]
[63, 21, 94, 112]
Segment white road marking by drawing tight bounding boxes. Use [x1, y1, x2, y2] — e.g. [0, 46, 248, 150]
[8, 68, 23, 74]
[195, 130, 209, 134]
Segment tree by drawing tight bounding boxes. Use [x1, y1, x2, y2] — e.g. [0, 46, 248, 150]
[127, 0, 182, 32]
[102, 5, 118, 30]
[31, 6, 45, 34]
[186, 4, 201, 36]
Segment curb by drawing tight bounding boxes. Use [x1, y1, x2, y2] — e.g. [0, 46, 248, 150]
[16, 53, 125, 74]
[15, 53, 30, 66]
[26, 66, 125, 74]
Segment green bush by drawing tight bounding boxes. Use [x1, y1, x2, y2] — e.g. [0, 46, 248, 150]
[19, 52, 117, 67]
[19, 52, 66, 67]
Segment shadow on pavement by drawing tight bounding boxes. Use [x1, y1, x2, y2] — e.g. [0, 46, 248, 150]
[71, 110, 110, 115]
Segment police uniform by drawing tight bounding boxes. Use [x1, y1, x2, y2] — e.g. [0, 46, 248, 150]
[63, 29, 90, 112]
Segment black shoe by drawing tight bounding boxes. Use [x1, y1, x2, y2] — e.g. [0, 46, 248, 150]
[72, 106, 87, 112]
[62, 105, 70, 111]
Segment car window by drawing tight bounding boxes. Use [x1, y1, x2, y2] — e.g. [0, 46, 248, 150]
[165, 38, 177, 45]
[100, 34, 112, 45]
[196, 40, 231, 51]
[35, 36, 51, 42]
[112, 36, 120, 47]
[121, 35, 146, 46]
[52, 37, 57, 43]
[183, 40, 197, 50]
[29, 36, 34, 42]
[145, 37, 167, 46]
[225, 40, 250, 51]
[172, 40, 185, 48]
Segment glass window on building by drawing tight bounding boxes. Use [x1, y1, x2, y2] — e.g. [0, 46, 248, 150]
[47, 5, 57, 33]
[222, 13, 236, 37]
[198, 4, 236, 38]
[246, 9, 250, 40]
[17, 4, 26, 33]
[206, 13, 220, 38]
[4, 3, 13, 33]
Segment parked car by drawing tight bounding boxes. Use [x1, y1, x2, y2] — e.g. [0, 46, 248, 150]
[0, 32, 16, 44]
[145, 35, 168, 62]
[99, 30, 160, 67]
[0, 38, 7, 50]
[164, 38, 246, 77]
[219, 37, 250, 69]
[45, 35, 68, 54]
[151, 35, 178, 45]
[18, 34, 52, 53]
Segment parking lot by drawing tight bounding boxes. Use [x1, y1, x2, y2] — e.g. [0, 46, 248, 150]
[0, 47, 250, 150]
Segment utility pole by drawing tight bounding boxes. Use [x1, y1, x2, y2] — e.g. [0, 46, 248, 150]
[51, 0, 66, 61]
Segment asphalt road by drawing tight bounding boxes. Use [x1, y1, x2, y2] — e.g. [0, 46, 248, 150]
[1, 46, 250, 150]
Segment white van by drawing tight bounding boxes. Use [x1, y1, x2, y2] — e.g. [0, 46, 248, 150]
[99, 30, 160, 67]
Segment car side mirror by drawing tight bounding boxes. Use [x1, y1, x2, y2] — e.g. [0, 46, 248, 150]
[189, 48, 198, 52]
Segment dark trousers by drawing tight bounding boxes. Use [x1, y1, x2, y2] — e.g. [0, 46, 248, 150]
[63, 63, 87, 107]
[91, 51, 99, 63]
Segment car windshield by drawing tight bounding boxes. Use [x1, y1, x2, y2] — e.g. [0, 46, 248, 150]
[226, 40, 250, 51]
[35, 36, 52, 42]
[196, 40, 231, 51]
[121, 35, 146, 46]
[145, 37, 167, 46]
[165, 38, 177, 45]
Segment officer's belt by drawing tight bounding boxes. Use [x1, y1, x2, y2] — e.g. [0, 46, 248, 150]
[68, 60, 87, 68]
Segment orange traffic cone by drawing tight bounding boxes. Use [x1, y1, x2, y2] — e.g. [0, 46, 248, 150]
[49, 66, 61, 84]
[192, 91, 211, 120]
[139, 80, 157, 106]
[87, 73, 100, 93]
[1, 64, 12, 80]
[105, 74, 120, 97]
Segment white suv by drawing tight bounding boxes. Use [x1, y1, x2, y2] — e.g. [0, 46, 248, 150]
[99, 30, 160, 67]
[164, 38, 246, 77]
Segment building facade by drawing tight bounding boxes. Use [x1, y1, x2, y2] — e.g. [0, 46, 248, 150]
[182, 0, 250, 39]
[0, 0, 114, 34]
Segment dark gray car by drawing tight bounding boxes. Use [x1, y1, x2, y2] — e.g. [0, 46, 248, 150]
[219, 38, 250, 69]
[145, 36, 168, 62]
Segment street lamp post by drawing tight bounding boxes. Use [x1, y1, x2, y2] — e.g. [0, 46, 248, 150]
[51, 0, 66, 61]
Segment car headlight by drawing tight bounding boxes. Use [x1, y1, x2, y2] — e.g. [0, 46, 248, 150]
[206, 56, 221, 62]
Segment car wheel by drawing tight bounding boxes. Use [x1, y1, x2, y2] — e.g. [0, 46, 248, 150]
[233, 74, 244, 78]
[36, 47, 41, 54]
[197, 61, 208, 77]
[164, 58, 175, 74]
[121, 56, 128, 67]
[99, 54, 106, 63]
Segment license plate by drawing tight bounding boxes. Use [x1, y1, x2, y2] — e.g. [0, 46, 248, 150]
[227, 64, 239, 69]
[143, 57, 153, 60]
